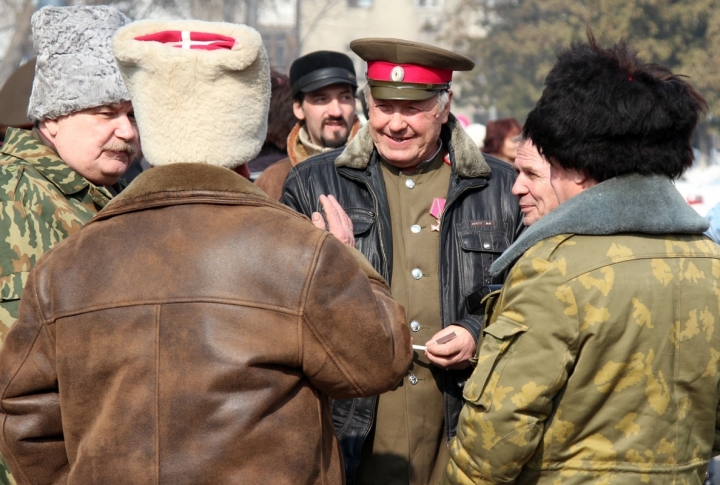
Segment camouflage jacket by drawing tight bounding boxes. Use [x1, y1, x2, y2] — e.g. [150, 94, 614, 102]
[443, 174, 720, 484]
[0, 128, 114, 343]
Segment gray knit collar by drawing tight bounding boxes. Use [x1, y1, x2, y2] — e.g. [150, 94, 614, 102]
[490, 173, 709, 275]
[335, 113, 490, 178]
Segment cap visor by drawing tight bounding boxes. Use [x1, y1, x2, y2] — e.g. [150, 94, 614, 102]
[369, 85, 438, 101]
[300, 77, 357, 94]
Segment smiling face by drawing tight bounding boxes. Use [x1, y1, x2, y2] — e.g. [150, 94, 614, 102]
[293, 83, 356, 149]
[367, 91, 451, 171]
[39, 101, 139, 186]
[512, 139, 559, 225]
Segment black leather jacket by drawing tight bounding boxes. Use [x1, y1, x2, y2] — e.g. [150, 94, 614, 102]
[281, 116, 523, 484]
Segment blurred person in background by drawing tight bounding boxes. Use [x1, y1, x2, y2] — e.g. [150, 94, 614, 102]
[483, 117, 521, 164]
[255, 51, 361, 200]
[243, 69, 296, 180]
[0, 59, 35, 145]
[444, 34, 718, 485]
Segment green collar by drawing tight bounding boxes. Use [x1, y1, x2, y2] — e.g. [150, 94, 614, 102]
[1, 128, 113, 205]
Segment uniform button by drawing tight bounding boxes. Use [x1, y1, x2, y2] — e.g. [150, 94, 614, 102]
[6, 165, 16, 172]
[483, 242, 491, 249]
[411, 268, 422, 280]
[410, 321, 421, 332]
[410, 224, 421, 233]
[409, 374, 419, 385]
[405, 179, 416, 189]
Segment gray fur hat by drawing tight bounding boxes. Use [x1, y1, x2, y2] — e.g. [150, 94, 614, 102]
[27, 5, 131, 122]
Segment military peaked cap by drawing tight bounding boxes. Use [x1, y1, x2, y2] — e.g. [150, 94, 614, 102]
[350, 37, 474, 100]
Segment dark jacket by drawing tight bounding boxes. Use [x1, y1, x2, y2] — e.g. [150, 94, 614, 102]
[281, 115, 523, 482]
[0, 163, 412, 485]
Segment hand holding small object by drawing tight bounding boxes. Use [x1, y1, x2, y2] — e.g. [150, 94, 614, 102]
[412, 331, 457, 351]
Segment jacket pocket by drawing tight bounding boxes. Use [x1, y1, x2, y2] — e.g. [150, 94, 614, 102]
[458, 231, 508, 297]
[463, 317, 528, 411]
[345, 208, 375, 236]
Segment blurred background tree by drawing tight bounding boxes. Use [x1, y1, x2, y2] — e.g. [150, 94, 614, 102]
[443, 0, 720, 162]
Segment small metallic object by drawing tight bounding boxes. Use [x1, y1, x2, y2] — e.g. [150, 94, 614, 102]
[434, 331, 457, 345]
[409, 374, 419, 385]
[410, 224, 421, 233]
[411, 268, 422, 279]
[412, 344, 426, 350]
[405, 179, 416, 189]
[410, 321, 421, 332]
[483, 242, 491, 249]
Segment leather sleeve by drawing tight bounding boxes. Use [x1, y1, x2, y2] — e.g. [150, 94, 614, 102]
[300, 234, 411, 400]
[279, 167, 313, 218]
[0, 269, 68, 485]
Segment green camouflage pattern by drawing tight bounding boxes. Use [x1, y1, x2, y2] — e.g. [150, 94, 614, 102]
[0, 128, 113, 341]
[443, 233, 720, 485]
[0, 128, 114, 485]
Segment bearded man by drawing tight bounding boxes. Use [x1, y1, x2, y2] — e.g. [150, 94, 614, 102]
[255, 50, 360, 199]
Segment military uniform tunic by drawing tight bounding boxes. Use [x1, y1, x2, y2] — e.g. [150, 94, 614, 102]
[0, 128, 115, 342]
[356, 146, 451, 485]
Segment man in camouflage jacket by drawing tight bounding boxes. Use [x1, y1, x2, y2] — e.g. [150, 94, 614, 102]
[0, 4, 136, 352]
[443, 36, 720, 484]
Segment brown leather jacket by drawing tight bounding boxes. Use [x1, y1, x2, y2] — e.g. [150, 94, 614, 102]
[255, 118, 362, 200]
[0, 163, 411, 485]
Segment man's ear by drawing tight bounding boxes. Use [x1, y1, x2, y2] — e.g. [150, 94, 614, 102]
[292, 100, 306, 121]
[438, 90, 453, 124]
[38, 119, 59, 141]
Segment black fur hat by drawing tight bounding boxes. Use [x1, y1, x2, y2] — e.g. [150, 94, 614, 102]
[523, 32, 707, 182]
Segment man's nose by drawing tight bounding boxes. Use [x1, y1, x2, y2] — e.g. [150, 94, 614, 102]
[115, 114, 137, 142]
[327, 98, 343, 117]
[387, 111, 407, 132]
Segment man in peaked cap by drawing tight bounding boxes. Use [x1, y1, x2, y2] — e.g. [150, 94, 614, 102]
[0, 18, 411, 485]
[255, 50, 361, 199]
[443, 34, 719, 485]
[282, 38, 523, 485]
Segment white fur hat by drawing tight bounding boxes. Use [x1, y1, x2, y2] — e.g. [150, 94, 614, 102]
[113, 20, 271, 168]
[27, 6, 130, 122]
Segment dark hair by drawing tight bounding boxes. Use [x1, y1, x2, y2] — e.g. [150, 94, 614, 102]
[483, 118, 521, 154]
[523, 31, 708, 182]
[265, 70, 296, 151]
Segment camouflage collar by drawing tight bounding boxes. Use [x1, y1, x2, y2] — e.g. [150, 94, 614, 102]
[1, 128, 113, 206]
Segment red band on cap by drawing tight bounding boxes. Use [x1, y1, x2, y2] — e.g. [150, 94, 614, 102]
[367, 61, 452, 84]
[135, 31, 235, 50]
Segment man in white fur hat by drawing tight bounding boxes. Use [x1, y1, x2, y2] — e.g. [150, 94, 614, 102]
[0, 5, 138, 343]
[0, 18, 411, 485]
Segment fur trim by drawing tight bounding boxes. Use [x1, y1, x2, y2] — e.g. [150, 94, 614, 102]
[335, 113, 489, 178]
[490, 174, 709, 275]
[113, 20, 270, 168]
[108, 163, 270, 208]
[27, 6, 130, 122]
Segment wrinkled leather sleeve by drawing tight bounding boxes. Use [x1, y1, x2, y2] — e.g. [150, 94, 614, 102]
[301, 234, 411, 400]
[0, 269, 68, 485]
